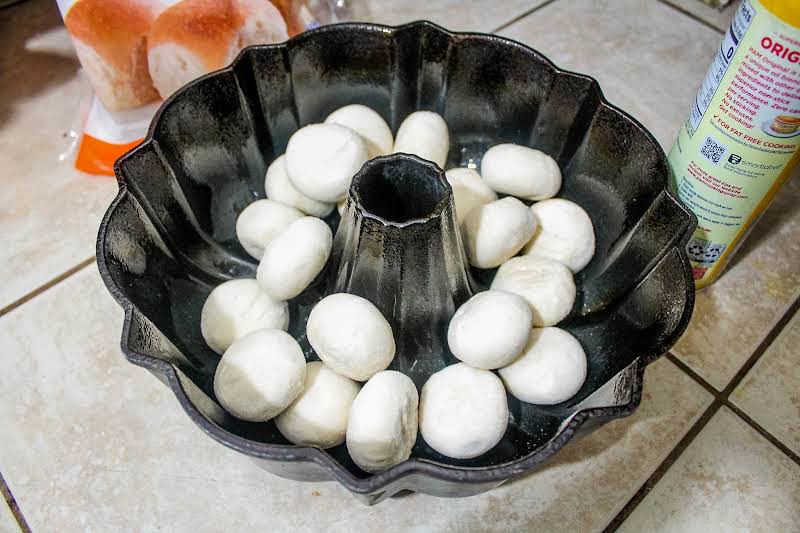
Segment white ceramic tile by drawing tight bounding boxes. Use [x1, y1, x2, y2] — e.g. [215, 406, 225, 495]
[661, 0, 738, 32]
[0, 498, 20, 533]
[500, 0, 724, 148]
[619, 407, 800, 533]
[732, 308, 800, 456]
[0, 266, 711, 532]
[364, 0, 546, 32]
[0, 0, 118, 310]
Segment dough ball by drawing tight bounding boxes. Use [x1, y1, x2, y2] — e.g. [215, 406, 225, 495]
[213, 329, 306, 422]
[499, 327, 587, 405]
[490, 256, 575, 327]
[445, 167, 497, 223]
[265, 155, 334, 218]
[481, 143, 561, 201]
[447, 290, 533, 369]
[523, 198, 596, 273]
[463, 197, 537, 268]
[346, 370, 418, 472]
[324, 104, 393, 160]
[419, 363, 508, 459]
[235, 199, 303, 259]
[307, 293, 395, 381]
[285, 123, 368, 203]
[201, 278, 289, 354]
[276, 361, 361, 448]
[392, 111, 449, 169]
[256, 217, 332, 300]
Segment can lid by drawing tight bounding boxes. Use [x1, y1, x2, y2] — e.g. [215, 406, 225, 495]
[759, 0, 800, 28]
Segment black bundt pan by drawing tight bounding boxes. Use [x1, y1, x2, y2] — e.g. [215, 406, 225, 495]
[96, 21, 696, 504]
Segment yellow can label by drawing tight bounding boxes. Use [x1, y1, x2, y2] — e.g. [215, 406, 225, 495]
[668, 0, 800, 288]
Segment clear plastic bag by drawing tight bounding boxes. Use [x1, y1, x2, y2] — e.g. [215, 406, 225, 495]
[57, 0, 365, 175]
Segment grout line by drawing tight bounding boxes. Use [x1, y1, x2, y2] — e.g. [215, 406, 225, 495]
[0, 257, 95, 319]
[490, 0, 559, 34]
[665, 353, 718, 396]
[0, 471, 32, 533]
[607, 295, 800, 530]
[720, 295, 800, 397]
[655, 0, 727, 35]
[603, 400, 721, 532]
[726, 403, 800, 466]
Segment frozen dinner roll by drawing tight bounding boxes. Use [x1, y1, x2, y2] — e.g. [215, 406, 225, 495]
[213, 329, 306, 422]
[276, 361, 361, 448]
[200, 278, 289, 354]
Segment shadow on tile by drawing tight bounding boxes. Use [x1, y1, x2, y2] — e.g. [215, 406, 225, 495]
[0, 0, 79, 127]
[726, 175, 799, 272]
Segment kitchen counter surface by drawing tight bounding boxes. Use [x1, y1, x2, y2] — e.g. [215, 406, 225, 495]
[0, 1, 797, 531]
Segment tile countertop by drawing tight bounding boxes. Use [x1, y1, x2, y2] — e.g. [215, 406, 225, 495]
[0, 0, 797, 532]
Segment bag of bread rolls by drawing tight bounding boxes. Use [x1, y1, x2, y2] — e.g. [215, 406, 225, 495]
[57, 0, 326, 175]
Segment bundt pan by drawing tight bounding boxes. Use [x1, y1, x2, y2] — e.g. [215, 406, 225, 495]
[96, 21, 696, 504]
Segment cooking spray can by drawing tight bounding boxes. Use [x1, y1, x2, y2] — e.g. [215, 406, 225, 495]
[668, 0, 800, 289]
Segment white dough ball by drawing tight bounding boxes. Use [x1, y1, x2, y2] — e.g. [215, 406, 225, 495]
[235, 199, 303, 259]
[213, 329, 306, 422]
[307, 293, 395, 381]
[445, 167, 497, 223]
[481, 143, 561, 201]
[201, 278, 289, 354]
[499, 327, 587, 405]
[392, 111, 449, 169]
[346, 370, 418, 472]
[256, 217, 332, 300]
[285, 123, 368, 203]
[419, 363, 508, 459]
[276, 361, 361, 448]
[447, 290, 533, 369]
[463, 197, 537, 268]
[491, 256, 575, 327]
[265, 155, 334, 218]
[324, 104, 393, 159]
[524, 198, 596, 273]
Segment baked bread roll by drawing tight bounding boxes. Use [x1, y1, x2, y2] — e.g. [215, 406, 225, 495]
[64, 0, 166, 111]
[147, 0, 289, 99]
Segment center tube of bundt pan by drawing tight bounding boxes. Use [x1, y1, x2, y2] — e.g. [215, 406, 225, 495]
[327, 154, 474, 387]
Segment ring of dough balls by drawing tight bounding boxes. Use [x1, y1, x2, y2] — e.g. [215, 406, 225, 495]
[286, 123, 368, 203]
[213, 329, 306, 422]
[419, 363, 508, 459]
[201, 278, 289, 354]
[392, 111, 449, 169]
[481, 143, 561, 201]
[276, 361, 361, 449]
[325, 104, 394, 160]
[236, 199, 303, 259]
[523, 198, 596, 273]
[499, 327, 587, 405]
[491, 256, 575, 327]
[307, 293, 396, 381]
[447, 290, 533, 369]
[444, 167, 497, 224]
[265, 155, 334, 218]
[463, 197, 537, 268]
[346, 370, 418, 472]
[257, 216, 332, 300]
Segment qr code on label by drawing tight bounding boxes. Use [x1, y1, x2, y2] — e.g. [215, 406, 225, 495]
[699, 135, 727, 165]
[686, 237, 726, 264]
